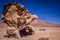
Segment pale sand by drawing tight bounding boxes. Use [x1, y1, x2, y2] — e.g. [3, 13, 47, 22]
[0, 27, 60, 40]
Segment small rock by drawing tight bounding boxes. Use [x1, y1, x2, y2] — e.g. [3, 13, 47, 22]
[38, 38, 49, 40]
[39, 28, 45, 31]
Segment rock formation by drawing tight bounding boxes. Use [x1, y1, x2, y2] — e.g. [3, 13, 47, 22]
[1, 2, 38, 38]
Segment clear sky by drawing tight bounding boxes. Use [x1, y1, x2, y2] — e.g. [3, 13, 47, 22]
[0, 0, 60, 24]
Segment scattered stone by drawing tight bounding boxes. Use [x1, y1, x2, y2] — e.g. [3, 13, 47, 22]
[39, 28, 45, 31]
[38, 38, 49, 40]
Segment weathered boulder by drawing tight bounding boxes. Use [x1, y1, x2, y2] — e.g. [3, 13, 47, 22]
[1, 2, 38, 38]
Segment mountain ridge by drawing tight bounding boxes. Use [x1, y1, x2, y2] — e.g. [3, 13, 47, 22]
[0, 20, 60, 28]
[30, 19, 60, 27]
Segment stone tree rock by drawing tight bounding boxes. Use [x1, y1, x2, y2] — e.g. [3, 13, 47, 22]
[1, 2, 38, 38]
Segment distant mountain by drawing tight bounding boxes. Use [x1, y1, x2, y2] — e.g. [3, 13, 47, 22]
[0, 20, 60, 28]
[30, 19, 60, 27]
[0, 22, 7, 28]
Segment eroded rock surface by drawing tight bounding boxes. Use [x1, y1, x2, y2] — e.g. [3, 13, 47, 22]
[1, 2, 38, 38]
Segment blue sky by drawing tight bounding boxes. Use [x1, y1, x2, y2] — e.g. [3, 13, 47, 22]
[0, 0, 60, 24]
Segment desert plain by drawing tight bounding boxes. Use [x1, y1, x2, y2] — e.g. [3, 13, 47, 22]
[0, 23, 60, 40]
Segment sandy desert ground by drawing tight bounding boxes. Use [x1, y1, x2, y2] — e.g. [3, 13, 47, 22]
[0, 25, 60, 40]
